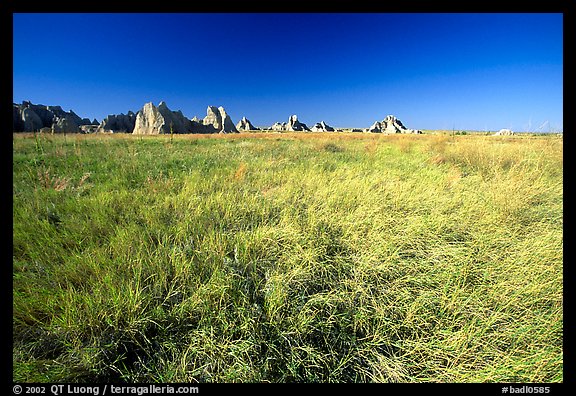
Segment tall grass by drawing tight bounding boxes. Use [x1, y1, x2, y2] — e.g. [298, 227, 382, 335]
[13, 132, 562, 382]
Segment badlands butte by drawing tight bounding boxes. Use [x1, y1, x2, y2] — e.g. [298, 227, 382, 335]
[12, 100, 424, 135]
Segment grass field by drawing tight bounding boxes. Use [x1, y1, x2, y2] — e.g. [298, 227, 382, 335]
[12, 131, 563, 382]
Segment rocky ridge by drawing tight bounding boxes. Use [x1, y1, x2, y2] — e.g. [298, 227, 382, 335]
[131, 102, 238, 134]
[13, 101, 97, 133]
[13, 100, 425, 135]
[97, 111, 137, 133]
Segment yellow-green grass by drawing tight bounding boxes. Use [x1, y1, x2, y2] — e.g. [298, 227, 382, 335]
[13, 132, 562, 382]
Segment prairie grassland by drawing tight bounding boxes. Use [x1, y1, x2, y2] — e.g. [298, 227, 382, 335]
[12, 132, 562, 382]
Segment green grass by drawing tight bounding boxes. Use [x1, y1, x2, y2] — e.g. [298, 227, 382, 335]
[13, 132, 563, 382]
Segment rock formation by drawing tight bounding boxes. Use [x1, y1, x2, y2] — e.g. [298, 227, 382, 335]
[13, 101, 93, 133]
[20, 107, 43, 132]
[97, 111, 137, 133]
[366, 115, 422, 134]
[269, 115, 310, 131]
[202, 106, 237, 133]
[132, 102, 166, 134]
[236, 117, 259, 131]
[133, 101, 195, 135]
[271, 122, 287, 131]
[80, 125, 99, 133]
[310, 121, 335, 132]
[218, 107, 238, 133]
[202, 106, 220, 131]
[494, 128, 514, 136]
[189, 116, 205, 133]
[132, 102, 237, 134]
[287, 115, 310, 131]
[158, 101, 194, 133]
[51, 117, 80, 133]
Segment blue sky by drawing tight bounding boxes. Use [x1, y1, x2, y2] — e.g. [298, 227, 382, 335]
[13, 13, 563, 131]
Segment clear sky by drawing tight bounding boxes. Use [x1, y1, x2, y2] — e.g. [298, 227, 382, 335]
[13, 13, 563, 131]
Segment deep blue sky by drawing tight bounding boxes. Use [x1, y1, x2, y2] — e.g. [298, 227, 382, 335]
[13, 13, 563, 131]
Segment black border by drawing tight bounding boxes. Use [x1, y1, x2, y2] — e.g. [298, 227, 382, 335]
[5, 383, 570, 394]
[6, 1, 570, 13]
[8, 0, 571, 390]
